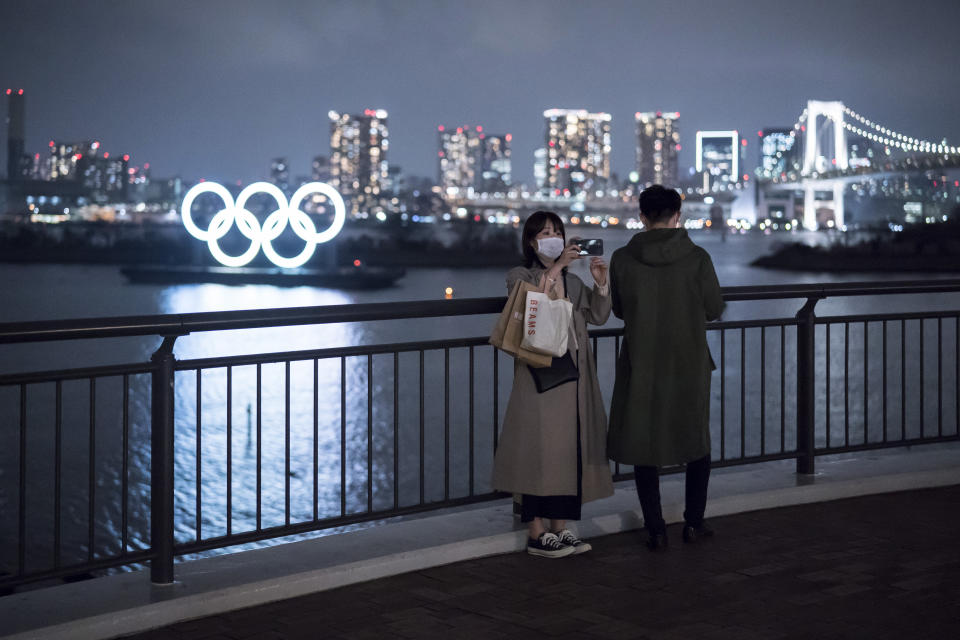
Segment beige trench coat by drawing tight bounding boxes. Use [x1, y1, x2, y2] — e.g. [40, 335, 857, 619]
[491, 265, 615, 504]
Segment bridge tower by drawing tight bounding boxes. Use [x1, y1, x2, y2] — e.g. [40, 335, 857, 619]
[801, 100, 847, 230]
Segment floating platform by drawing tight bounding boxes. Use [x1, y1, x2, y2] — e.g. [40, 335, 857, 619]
[120, 264, 405, 289]
[752, 221, 960, 272]
[751, 243, 960, 272]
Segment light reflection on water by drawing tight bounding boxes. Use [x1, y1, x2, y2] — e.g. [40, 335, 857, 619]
[1, 229, 959, 573]
[163, 285, 354, 544]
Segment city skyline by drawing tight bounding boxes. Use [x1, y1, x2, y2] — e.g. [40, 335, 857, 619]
[2, 0, 960, 185]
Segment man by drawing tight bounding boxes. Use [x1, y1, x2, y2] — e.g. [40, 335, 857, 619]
[607, 184, 724, 550]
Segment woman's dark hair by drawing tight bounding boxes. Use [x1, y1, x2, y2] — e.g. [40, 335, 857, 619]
[639, 184, 682, 223]
[521, 210, 565, 268]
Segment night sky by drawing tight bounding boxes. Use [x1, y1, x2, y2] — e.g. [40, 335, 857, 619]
[2, 0, 959, 185]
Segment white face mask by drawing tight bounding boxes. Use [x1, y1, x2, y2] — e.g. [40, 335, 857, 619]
[537, 237, 565, 260]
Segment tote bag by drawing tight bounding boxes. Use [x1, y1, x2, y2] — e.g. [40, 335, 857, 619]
[521, 290, 573, 357]
[489, 279, 552, 367]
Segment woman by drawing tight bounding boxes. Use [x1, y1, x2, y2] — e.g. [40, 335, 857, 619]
[492, 210, 614, 558]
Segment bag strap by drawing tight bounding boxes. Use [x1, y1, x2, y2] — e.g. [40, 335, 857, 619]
[537, 273, 550, 293]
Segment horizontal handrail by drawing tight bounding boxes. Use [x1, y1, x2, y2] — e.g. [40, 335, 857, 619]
[1, 279, 959, 345]
[0, 297, 507, 344]
[5, 305, 957, 388]
[0, 361, 155, 386]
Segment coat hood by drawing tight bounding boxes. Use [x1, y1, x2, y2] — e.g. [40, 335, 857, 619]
[625, 228, 696, 266]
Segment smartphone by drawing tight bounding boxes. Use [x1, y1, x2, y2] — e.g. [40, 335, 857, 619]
[577, 239, 603, 256]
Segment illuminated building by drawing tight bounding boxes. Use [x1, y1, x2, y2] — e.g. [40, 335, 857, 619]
[270, 157, 290, 193]
[44, 138, 129, 200]
[758, 128, 795, 179]
[438, 125, 483, 196]
[387, 165, 403, 193]
[127, 162, 151, 202]
[329, 109, 388, 215]
[311, 155, 331, 183]
[83, 152, 129, 201]
[847, 137, 882, 169]
[302, 155, 334, 215]
[696, 130, 740, 192]
[543, 109, 611, 196]
[533, 147, 547, 191]
[480, 133, 511, 193]
[437, 126, 512, 195]
[635, 111, 680, 187]
[5, 88, 28, 180]
[29, 152, 49, 181]
[49, 140, 95, 182]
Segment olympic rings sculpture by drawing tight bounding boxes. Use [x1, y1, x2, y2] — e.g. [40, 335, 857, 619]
[180, 181, 346, 268]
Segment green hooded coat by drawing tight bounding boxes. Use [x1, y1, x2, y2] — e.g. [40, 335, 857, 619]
[607, 228, 724, 467]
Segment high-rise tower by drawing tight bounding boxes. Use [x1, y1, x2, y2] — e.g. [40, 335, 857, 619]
[329, 109, 389, 215]
[437, 126, 512, 195]
[543, 109, 611, 196]
[696, 130, 741, 192]
[270, 157, 290, 193]
[437, 125, 483, 196]
[635, 111, 680, 187]
[757, 128, 795, 180]
[480, 133, 511, 194]
[5, 89, 27, 180]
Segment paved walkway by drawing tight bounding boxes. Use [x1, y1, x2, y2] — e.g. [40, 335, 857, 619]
[127, 486, 960, 640]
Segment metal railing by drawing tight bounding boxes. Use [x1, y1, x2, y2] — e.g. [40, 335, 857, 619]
[1, 279, 959, 592]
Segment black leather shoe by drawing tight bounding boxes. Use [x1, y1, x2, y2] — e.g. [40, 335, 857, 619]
[645, 530, 668, 551]
[682, 521, 714, 544]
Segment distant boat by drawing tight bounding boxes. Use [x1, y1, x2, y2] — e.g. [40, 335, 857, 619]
[120, 264, 405, 289]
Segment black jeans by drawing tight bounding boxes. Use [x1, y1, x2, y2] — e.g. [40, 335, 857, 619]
[633, 455, 711, 533]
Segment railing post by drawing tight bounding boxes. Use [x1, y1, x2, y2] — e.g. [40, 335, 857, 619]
[151, 335, 178, 584]
[795, 297, 820, 475]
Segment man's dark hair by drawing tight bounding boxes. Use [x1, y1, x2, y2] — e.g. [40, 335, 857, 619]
[521, 210, 565, 268]
[639, 184, 682, 223]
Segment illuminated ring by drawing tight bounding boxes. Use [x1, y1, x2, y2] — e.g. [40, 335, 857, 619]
[181, 182, 233, 241]
[289, 182, 346, 243]
[261, 207, 317, 269]
[207, 206, 263, 267]
[179, 181, 347, 268]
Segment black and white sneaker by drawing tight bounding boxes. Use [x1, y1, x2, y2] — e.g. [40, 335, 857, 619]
[555, 529, 592, 555]
[527, 532, 575, 558]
